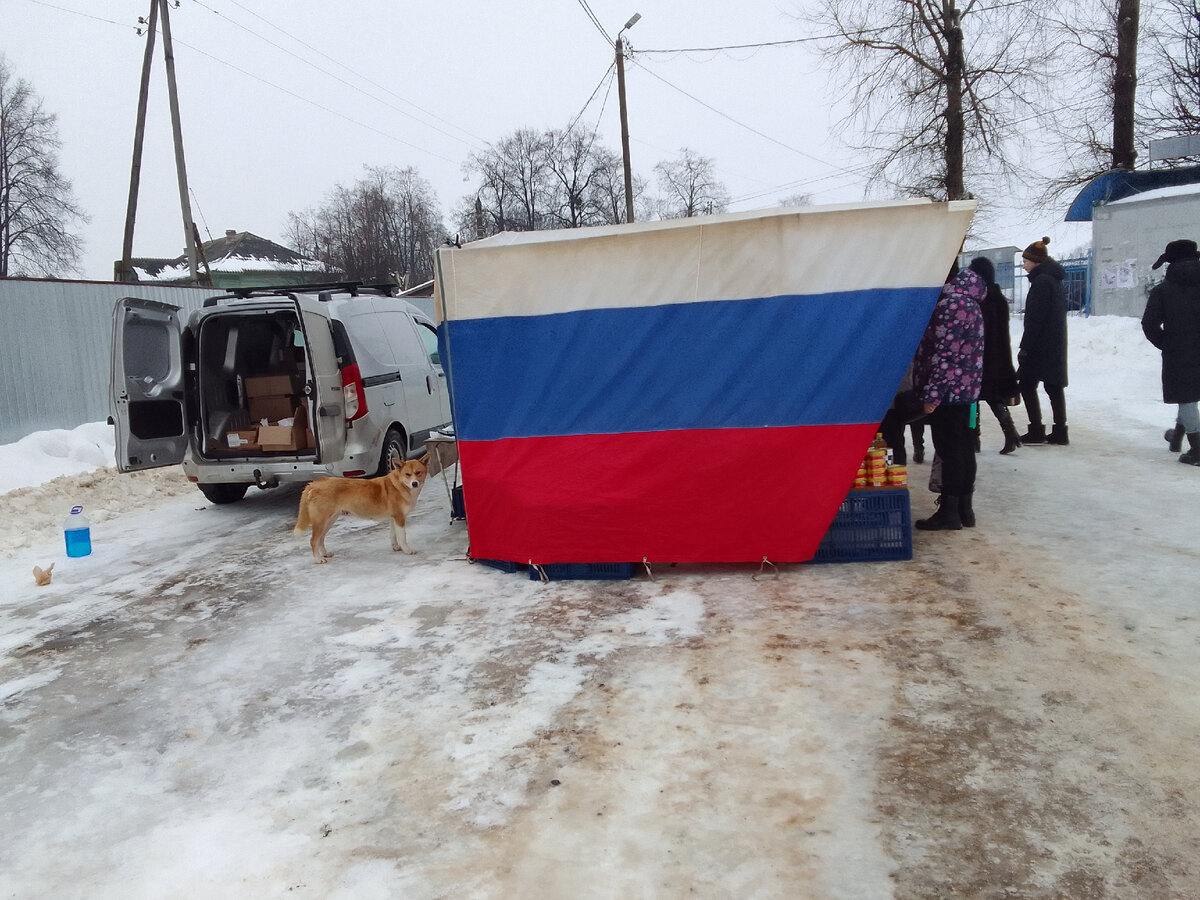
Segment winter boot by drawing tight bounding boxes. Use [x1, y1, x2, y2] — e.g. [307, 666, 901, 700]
[1181, 433, 1200, 466]
[916, 494, 962, 531]
[958, 492, 976, 528]
[1166, 423, 1186, 453]
[1048, 424, 1070, 445]
[996, 405, 1021, 454]
[1021, 423, 1047, 444]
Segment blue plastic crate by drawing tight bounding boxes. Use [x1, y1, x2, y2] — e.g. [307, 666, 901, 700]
[811, 488, 912, 563]
[470, 556, 527, 574]
[529, 562, 634, 581]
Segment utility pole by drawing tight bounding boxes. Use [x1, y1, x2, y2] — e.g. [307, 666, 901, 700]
[116, 0, 159, 282]
[616, 13, 641, 224]
[159, 0, 202, 283]
[116, 0, 205, 285]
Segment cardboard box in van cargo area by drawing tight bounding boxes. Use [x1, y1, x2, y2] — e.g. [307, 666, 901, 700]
[257, 407, 307, 451]
[226, 429, 260, 451]
[223, 409, 259, 451]
[248, 393, 301, 423]
[244, 373, 302, 397]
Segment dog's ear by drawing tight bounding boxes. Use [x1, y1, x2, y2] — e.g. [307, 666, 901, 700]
[418, 453, 430, 466]
[390, 457, 404, 470]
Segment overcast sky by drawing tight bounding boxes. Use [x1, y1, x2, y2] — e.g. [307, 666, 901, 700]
[4, 0, 1090, 281]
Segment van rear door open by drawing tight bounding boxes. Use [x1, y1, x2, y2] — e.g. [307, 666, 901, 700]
[293, 294, 347, 463]
[110, 297, 188, 472]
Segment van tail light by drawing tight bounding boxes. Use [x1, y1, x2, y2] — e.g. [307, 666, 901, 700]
[341, 363, 367, 422]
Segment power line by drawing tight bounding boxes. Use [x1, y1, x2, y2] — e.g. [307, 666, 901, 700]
[190, 0, 486, 148]
[639, 36, 829, 55]
[636, 26, 898, 57]
[574, 0, 612, 46]
[20, 0, 139, 32]
[168, 35, 461, 165]
[628, 55, 869, 182]
[565, 62, 617, 137]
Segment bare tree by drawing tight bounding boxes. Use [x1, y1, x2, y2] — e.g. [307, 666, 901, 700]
[0, 56, 86, 277]
[461, 128, 553, 235]
[653, 148, 730, 219]
[804, 0, 1049, 203]
[1144, 0, 1200, 146]
[1043, 0, 1147, 195]
[544, 129, 629, 229]
[777, 192, 814, 207]
[1113, 0, 1141, 169]
[285, 165, 443, 285]
[457, 126, 629, 239]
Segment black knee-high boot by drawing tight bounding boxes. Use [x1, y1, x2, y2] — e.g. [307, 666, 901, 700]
[911, 424, 925, 464]
[958, 491, 975, 527]
[993, 402, 1021, 454]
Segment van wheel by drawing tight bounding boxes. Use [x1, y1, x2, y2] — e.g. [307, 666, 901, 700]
[198, 483, 249, 504]
[379, 427, 407, 475]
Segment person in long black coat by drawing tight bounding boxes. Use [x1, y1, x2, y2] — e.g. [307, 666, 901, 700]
[1016, 237, 1069, 445]
[968, 256, 1023, 454]
[1141, 238, 1200, 465]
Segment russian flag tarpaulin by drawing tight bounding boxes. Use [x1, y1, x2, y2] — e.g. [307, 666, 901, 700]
[434, 199, 976, 565]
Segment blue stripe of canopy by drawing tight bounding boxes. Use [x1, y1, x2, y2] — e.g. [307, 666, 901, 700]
[438, 287, 938, 442]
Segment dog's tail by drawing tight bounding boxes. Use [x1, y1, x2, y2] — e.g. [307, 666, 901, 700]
[293, 486, 312, 537]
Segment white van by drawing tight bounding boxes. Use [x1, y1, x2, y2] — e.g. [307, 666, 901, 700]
[110, 283, 452, 503]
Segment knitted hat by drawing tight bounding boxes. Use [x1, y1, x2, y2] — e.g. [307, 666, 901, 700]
[1151, 239, 1199, 270]
[1022, 236, 1051, 264]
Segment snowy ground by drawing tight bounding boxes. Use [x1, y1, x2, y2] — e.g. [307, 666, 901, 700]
[1, 316, 1199, 899]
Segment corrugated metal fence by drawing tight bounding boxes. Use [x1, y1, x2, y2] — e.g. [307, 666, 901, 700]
[0, 278, 220, 445]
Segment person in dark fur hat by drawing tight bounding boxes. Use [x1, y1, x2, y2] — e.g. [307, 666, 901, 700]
[1141, 238, 1200, 465]
[1017, 237, 1069, 445]
[968, 256, 1023, 453]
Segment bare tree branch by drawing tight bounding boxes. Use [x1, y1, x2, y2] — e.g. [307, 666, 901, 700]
[285, 166, 443, 284]
[801, 0, 1050, 207]
[0, 55, 86, 277]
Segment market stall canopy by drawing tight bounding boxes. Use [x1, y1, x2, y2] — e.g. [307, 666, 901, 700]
[1066, 165, 1200, 221]
[434, 198, 976, 565]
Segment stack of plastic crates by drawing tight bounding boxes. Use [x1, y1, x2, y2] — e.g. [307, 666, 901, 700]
[811, 488, 912, 563]
[528, 562, 633, 581]
[469, 558, 633, 580]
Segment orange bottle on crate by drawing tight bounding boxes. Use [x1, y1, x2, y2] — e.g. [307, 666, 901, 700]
[865, 432, 888, 486]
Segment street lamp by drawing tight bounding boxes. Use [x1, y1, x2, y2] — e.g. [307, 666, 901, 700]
[616, 12, 641, 224]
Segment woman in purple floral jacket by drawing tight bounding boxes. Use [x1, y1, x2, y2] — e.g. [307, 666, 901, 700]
[911, 266, 986, 530]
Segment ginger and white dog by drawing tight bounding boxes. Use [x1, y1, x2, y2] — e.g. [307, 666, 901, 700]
[294, 455, 428, 563]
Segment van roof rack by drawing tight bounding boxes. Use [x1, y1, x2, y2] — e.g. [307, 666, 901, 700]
[203, 281, 401, 307]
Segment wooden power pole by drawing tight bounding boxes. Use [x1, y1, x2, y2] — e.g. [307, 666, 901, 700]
[116, 0, 205, 285]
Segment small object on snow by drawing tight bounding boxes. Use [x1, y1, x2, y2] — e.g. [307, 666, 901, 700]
[33, 562, 54, 586]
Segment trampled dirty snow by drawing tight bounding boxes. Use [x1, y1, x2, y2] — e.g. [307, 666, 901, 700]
[2, 314, 1199, 898]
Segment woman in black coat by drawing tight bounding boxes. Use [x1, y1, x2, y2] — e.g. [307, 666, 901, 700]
[1016, 237, 1069, 445]
[968, 257, 1023, 454]
[1141, 239, 1200, 464]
